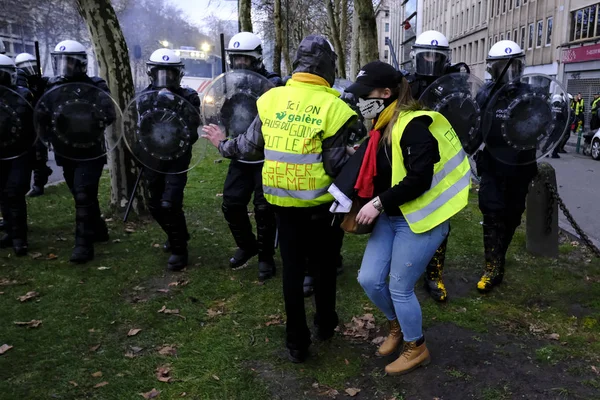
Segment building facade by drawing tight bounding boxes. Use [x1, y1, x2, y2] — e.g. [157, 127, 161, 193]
[375, 0, 392, 63]
[0, 21, 37, 59]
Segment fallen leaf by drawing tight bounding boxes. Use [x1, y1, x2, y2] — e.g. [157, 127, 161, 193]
[212, 374, 220, 381]
[56, 236, 67, 242]
[128, 328, 142, 337]
[180, 393, 186, 397]
[131, 346, 143, 354]
[591, 366, 599, 376]
[69, 381, 78, 387]
[91, 371, 103, 378]
[0, 344, 13, 355]
[371, 336, 386, 346]
[312, 382, 319, 388]
[17, 291, 38, 302]
[153, 243, 160, 248]
[265, 314, 283, 326]
[215, 193, 223, 197]
[545, 333, 560, 341]
[345, 359, 350, 365]
[345, 388, 361, 397]
[88, 328, 97, 333]
[94, 381, 109, 388]
[157, 305, 167, 313]
[0, 292, 3, 295]
[13, 320, 42, 328]
[46, 253, 58, 260]
[168, 280, 189, 287]
[156, 289, 169, 294]
[97, 266, 111, 271]
[125, 228, 136, 233]
[141, 388, 160, 399]
[125, 352, 136, 358]
[265, 337, 269, 343]
[30, 252, 43, 259]
[89, 344, 101, 352]
[155, 365, 172, 383]
[321, 388, 339, 398]
[343, 314, 376, 340]
[206, 308, 223, 318]
[158, 306, 180, 315]
[158, 346, 177, 356]
[112, 239, 122, 243]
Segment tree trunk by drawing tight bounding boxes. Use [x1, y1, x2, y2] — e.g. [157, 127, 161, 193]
[353, 0, 378, 65]
[350, 6, 360, 79]
[282, 0, 293, 75]
[273, 0, 283, 75]
[325, 0, 346, 79]
[75, 0, 146, 217]
[239, 0, 253, 32]
[340, 0, 349, 76]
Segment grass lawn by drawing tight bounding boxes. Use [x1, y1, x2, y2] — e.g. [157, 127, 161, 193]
[1, 148, 599, 400]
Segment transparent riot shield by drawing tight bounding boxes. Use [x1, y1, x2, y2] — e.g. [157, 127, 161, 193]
[0, 86, 35, 160]
[419, 73, 485, 155]
[34, 82, 122, 161]
[201, 70, 275, 138]
[123, 89, 206, 174]
[333, 78, 353, 95]
[482, 74, 570, 166]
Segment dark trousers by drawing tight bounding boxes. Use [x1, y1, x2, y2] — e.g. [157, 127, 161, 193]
[222, 160, 275, 261]
[144, 169, 189, 254]
[61, 158, 105, 246]
[0, 155, 32, 242]
[274, 204, 341, 351]
[31, 141, 52, 187]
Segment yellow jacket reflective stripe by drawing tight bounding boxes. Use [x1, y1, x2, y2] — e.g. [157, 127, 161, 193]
[257, 79, 356, 207]
[575, 99, 584, 115]
[391, 110, 471, 233]
[592, 97, 600, 111]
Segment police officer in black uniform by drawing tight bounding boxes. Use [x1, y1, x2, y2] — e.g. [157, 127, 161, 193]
[37, 40, 116, 264]
[473, 40, 538, 292]
[15, 53, 52, 197]
[0, 54, 34, 256]
[219, 32, 283, 281]
[137, 48, 200, 271]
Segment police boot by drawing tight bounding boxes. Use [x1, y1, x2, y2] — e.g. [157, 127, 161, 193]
[163, 205, 189, 272]
[70, 207, 95, 264]
[8, 204, 28, 256]
[377, 319, 403, 357]
[424, 237, 449, 302]
[384, 337, 431, 376]
[223, 203, 257, 269]
[92, 212, 109, 243]
[477, 217, 506, 293]
[303, 275, 315, 298]
[255, 205, 276, 281]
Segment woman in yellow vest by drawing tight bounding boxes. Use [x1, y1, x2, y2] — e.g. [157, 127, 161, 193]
[342, 61, 470, 375]
[202, 35, 357, 363]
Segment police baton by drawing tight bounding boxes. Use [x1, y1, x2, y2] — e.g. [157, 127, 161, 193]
[34, 41, 42, 78]
[123, 166, 144, 223]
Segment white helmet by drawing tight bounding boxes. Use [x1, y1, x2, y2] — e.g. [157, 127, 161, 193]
[15, 53, 38, 76]
[0, 54, 17, 86]
[146, 48, 184, 89]
[225, 32, 263, 71]
[411, 30, 451, 77]
[486, 40, 525, 84]
[51, 40, 88, 78]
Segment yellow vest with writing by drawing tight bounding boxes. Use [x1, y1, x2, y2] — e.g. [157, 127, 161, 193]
[391, 110, 471, 233]
[256, 79, 356, 207]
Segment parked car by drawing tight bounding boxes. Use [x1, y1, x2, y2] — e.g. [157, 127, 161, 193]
[591, 128, 600, 161]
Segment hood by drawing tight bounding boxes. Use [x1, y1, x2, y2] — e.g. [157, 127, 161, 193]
[292, 35, 337, 86]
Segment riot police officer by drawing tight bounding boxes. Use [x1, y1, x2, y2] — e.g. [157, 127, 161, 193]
[15, 53, 52, 197]
[37, 40, 116, 264]
[138, 48, 200, 271]
[407, 30, 458, 302]
[219, 32, 283, 281]
[0, 54, 34, 256]
[474, 40, 537, 292]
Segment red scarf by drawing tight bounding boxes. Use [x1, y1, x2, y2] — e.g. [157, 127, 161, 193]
[354, 129, 381, 198]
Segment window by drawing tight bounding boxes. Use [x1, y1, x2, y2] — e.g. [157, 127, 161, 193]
[521, 26, 525, 49]
[503, 0, 506, 13]
[13, 42, 23, 54]
[385, 11, 389, 17]
[384, 49, 389, 59]
[507, 31, 510, 40]
[385, 23, 389, 33]
[472, 5, 475, 25]
[25, 44, 35, 55]
[474, 41, 479, 62]
[466, 9, 470, 29]
[494, 35, 498, 44]
[528, 24, 534, 49]
[514, 29, 518, 42]
[468, 42, 472, 63]
[570, 4, 599, 41]
[385, 36, 389, 45]
[516, 0, 520, 6]
[523, 0, 527, 4]
[481, 38, 486, 59]
[537, 20, 543, 47]
[500, 33, 504, 41]
[509, 0, 513, 10]
[477, 2, 481, 24]
[546, 17, 553, 45]
[497, 0, 501, 15]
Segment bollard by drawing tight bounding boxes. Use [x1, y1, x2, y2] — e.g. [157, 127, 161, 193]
[526, 162, 559, 258]
[576, 130, 582, 153]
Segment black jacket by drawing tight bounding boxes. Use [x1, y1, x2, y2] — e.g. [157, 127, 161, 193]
[1, 84, 35, 159]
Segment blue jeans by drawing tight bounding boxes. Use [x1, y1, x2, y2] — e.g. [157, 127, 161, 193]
[358, 213, 449, 341]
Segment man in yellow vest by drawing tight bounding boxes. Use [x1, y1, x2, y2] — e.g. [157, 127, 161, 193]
[202, 35, 357, 363]
[574, 92, 585, 133]
[591, 92, 599, 131]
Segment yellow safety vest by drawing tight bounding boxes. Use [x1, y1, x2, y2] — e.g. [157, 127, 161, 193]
[391, 110, 471, 234]
[256, 79, 356, 207]
[575, 99, 584, 116]
[592, 97, 600, 111]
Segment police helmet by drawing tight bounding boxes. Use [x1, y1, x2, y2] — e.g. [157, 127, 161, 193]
[411, 31, 451, 77]
[146, 48, 184, 89]
[486, 40, 525, 84]
[51, 40, 88, 78]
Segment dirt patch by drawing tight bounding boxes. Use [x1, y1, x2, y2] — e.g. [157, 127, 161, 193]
[253, 323, 599, 400]
[121, 273, 189, 304]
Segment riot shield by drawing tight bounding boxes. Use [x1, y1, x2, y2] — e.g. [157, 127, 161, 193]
[201, 70, 274, 138]
[34, 82, 122, 161]
[0, 86, 35, 160]
[333, 78, 353, 95]
[123, 89, 206, 174]
[419, 73, 485, 154]
[482, 74, 570, 166]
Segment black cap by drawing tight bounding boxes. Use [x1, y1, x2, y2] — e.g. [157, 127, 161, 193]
[346, 61, 404, 98]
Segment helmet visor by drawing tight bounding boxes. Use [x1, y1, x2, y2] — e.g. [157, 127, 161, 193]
[52, 54, 87, 77]
[228, 54, 257, 70]
[18, 60, 38, 76]
[487, 56, 524, 83]
[0, 67, 16, 86]
[149, 66, 182, 88]
[413, 48, 450, 76]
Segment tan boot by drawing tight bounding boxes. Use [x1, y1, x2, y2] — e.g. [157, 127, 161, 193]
[384, 340, 431, 376]
[376, 319, 403, 356]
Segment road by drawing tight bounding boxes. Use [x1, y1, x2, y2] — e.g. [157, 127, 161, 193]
[545, 150, 600, 247]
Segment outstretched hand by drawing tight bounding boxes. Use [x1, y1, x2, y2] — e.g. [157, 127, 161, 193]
[201, 124, 227, 148]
